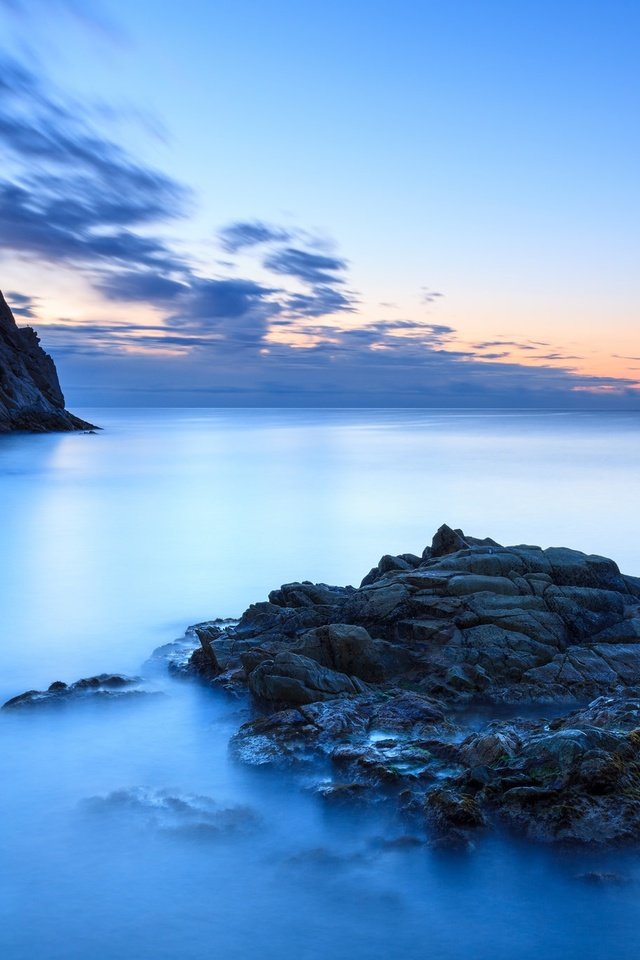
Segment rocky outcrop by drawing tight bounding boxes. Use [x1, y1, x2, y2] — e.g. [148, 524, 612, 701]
[192, 524, 640, 705]
[0, 289, 94, 432]
[186, 525, 640, 844]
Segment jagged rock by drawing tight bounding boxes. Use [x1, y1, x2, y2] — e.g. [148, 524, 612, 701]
[0, 290, 95, 432]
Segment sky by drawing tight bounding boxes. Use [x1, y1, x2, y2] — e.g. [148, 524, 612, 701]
[0, 0, 638, 407]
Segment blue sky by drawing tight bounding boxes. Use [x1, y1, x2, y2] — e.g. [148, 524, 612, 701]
[0, 0, 638, 406]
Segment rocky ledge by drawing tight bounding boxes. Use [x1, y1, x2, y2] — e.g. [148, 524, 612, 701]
[0, 289, 95, 432]
[183, 525, 640, 844]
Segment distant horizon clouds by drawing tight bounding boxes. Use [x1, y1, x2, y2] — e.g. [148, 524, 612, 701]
[0, 0, 637, 408]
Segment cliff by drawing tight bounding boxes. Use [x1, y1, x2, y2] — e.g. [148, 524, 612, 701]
[0, 289, 94, 432]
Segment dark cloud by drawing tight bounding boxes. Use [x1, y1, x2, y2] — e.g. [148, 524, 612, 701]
[284, 285, 356, 317]
[97, 271, 190, 304]
[164, 278, 280, 344]
[218, 221, 294, 253]
[263, 247, 347, 285]
[4, 290, 37, 317]
[0, 56, 188, 275]
[50, 313, 640, 410]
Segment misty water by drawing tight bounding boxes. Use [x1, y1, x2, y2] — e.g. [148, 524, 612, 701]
[1, 408, 640, 960]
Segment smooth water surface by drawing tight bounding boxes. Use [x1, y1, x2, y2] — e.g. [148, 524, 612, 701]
[1, 409, 639, 960]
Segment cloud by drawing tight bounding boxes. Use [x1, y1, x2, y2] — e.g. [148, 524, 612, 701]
[218, 220, 294, 253]
[0, 56, 188, 275]
[4, 289, 37, 317]
[263, 246, 348, 285]
[283, 285, 356, 317]
[0, 0, 120, 37]
[1, 56, 637, 409]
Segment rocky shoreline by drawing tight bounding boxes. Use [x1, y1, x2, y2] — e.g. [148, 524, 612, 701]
[6, 524, 640, 846]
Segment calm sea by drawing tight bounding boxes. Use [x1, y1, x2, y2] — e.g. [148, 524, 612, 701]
[0, 409, 639, 960]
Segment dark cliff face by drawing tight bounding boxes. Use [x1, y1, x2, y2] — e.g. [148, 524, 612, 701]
[0, 290, 94, 432]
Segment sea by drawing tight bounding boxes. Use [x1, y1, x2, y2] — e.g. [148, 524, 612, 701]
[0, 408, 638, 960]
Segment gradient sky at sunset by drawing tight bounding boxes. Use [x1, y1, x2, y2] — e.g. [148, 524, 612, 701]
[0, 0, 638, 406]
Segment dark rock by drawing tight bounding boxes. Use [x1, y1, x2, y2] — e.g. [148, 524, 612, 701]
[431, 524, 469, 558]
[172, 526, 640, 843]
[425, 787, 487, 830]
[248, 651, 367, 705]
[2, 674, 153, 710]
[293, 623, 411, 683]
[0, 289, 95, 432]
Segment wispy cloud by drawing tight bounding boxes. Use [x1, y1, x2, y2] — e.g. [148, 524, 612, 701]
[1, 55, 638, 408]
[218, 220, 295, 253]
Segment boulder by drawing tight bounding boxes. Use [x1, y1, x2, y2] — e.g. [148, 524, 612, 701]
[293, 623, 411, 682]
[247, 652, 366, 705]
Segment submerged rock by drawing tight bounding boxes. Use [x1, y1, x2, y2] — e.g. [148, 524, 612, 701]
[0, 289, 95, 432]
[82, 786, 260, 838]
[2, 674, 158, 710]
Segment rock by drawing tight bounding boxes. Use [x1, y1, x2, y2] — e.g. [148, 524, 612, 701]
[191, 625, 223, 677]
[293, 623, 410, 683]
[370, 691, 446, 730]
[172, 526, 640, 844]
[2, 674, 154, 710]
[424, 787, 487, 830]
[0, 289, 95, 432]
[247, 651, 367, 705]
[430, 524, 469, 558]
[82, 787, 260, 837]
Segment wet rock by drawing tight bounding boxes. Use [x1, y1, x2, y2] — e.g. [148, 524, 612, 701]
[293, 623, 411, 683]
[370, 691, 446, 730]
[2, 674, 154, 710]
[82, 787, 260, 838]
[248, 651, 367, 705]
[425, 786, 487, 830]
[316, 782, 371, 802]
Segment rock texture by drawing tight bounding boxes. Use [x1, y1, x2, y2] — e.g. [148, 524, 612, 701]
[2, 674, 157, 710]
[186, 525, 640, 844]
[0, 289, 94, 432]
[191, 524, 640, 705]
